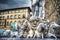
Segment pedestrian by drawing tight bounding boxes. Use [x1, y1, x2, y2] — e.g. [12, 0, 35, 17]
[10, 21, 15, 31]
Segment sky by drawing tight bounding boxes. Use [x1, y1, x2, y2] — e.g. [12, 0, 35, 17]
[0, 0, 31, 10]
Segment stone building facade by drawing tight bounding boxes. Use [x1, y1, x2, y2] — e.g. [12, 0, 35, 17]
[0, 7, 31, 29]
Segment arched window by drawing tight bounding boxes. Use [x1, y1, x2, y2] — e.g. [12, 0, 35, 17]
[23, 14, 25, 18]
[7, 16, 9, 19]
[15, 10, 19, 13]
[0, 22, 2, 26]
[7, 21, 9, 25]
[3, 16, 5, 19]
[18, 15, 21, 18]
[10, 21, 12, 25]
[10, 15, 13, 19]
[14, 15, 17, 19]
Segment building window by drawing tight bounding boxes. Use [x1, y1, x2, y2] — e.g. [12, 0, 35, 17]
[23, 14, 25, 18]
[7, 22, 9, 25]
[8, 11, 9, 14]
[18, 15, 21, 18]
[1, 12, 4, 15]
[18, 10, 21, 13]
[1, 16, 2, 19]
[7, 16, 9, 19]
[4, 11, 8, 14]
[0, 16, 2, 19]
[0, 22, 2, 26]
[9, 11, 12, 13]
[11, 11, 15, 13]
[3, 16, 5, 19]
[10, 15, 13, 19]
[14, 15, 17, 19]
[15, 10, 19, 13]
[23, 9, 25, 12]
[0, 22, 3, 26]
[10, 21, 12, 25]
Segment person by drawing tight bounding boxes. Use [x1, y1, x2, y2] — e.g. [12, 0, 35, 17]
[10, 21, 15, 31]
